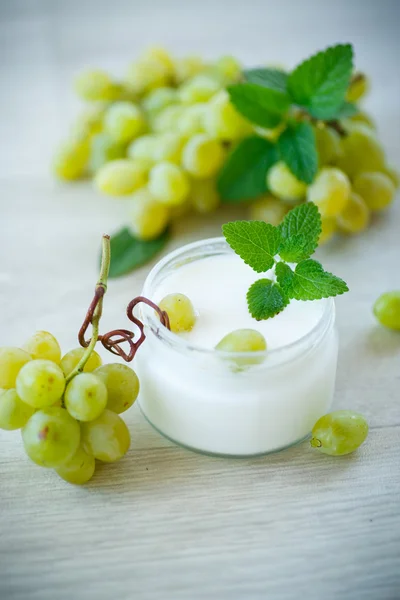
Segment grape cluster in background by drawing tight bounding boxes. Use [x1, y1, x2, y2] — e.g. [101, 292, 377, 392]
[53, 46, 399, 275]
[0, 332, 139, 484]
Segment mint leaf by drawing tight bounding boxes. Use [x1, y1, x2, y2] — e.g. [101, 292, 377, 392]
[222, 221, 281, 273]
[333, 101, 358, 119]
[247, 279, 287, 320]
[287, 259, 349, 300]
[288, 44, 353, 120]
[108, 227, 169, 278]
[217, 137, 278, 202]
[243, 68, 288, 93]
[278, 202, 321, 262]
[227, 83, 290, 128]
[275, 262, 295, 296]
[278, 122, 318, 184]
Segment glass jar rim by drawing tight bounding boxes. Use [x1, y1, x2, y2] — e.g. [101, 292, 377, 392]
[140, 237, 335, 366]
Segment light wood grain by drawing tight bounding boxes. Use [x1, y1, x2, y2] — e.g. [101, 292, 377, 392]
[1, 1, 400, 599]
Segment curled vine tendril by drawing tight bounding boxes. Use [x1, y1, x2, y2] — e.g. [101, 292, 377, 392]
[78, 290, 170, 362]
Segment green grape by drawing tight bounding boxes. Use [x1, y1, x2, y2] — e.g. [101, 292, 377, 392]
[128, 188, 169, 240]
[373, 291, 400, 331]
[0, 347, 31, 389]
[94, 159, 148, 196]
[174, 55, 206, 84]
[125, 59, 170, 95]
[177, 103, 206, 137]
[318, 217, 337, 245]
[353, 171, 395, 212]
[310, 410, 368, 456]
[203, 91, 251, 140]
[346, 73, 369, 103]
[213, 55, 242, 83]
[72, 104, 105, 138]
[249, 194, 288, 226]
[141, 46, 175, 76]
[190, 179, 220, 214]
[266, 161, 307, 202]
[216, 329, 267, 367]
[152, 105, 185, 133]
[53, 137, 90, 181]
[95, 363, 140, 414]
[55, 445, 95, 485]
[127, 134, 158, 163]
[104, 101, 145, 143]
[64, 372, 107, 422]
[23, 331, 61, 364]
[178, 74, 221, 105]
[148, 162, 190, 206]
[216, 329, 267, 352]
[81, 409, 130, 463]
[182, 134, 225, 179]
[22, 407, 80, 468]
[315, 125, 342, 165]
[154, 132, 186, 165]
[142, 87, 178, 115]
[336, 192, 370, 234]
[0, 389, 35, 430]
[74, 69, 122, 102]
[307, 167, 350, 217]
[16, 359, 66, 408]
[89, 133, 126, 173]
[158, 293, 196, 333]
[61, 348, 102, 377]
[337, 124, 385, 178]
[382, 165, 399, 189]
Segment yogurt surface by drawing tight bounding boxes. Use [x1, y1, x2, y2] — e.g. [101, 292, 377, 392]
[153, 253, 327, 350]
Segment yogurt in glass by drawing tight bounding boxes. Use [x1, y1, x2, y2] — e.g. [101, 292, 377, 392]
[135, 237, 338, 457]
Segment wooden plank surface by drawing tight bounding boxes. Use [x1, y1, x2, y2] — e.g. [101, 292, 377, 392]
[0, 1, 399, 599]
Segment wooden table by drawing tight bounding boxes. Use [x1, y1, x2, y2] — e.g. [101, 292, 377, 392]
[1, 1, 399, 599]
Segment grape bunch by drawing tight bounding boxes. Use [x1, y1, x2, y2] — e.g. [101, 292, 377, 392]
[0, 332, 139, 485]
[53, 46, 398, 265]
[53, 47, 247, 239]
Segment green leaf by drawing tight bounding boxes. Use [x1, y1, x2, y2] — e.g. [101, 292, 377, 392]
[247, 279, 287, 320]
[278, 122, 318, 184]
[334, 101, 358, 119]
[222, 220, 281, 273]
[288, 44, 353, 120]
[275, 262, 295, 296]
[108, 227, 169, 278]
[286, 259, 349, 300]
[243, 68, 288, 93]
[227, 83, 291, 128]
[217, 137, 278, 202]
[278, 202, 321, 262]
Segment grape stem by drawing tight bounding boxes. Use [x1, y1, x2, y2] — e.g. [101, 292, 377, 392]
[65, 235, 110, 385]
[310, 437, 322, 448]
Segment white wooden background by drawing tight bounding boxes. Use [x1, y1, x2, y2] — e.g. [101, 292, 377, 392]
[1, 1, 400, 599]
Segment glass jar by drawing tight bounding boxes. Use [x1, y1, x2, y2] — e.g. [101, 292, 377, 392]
[135, 238, 338, 457]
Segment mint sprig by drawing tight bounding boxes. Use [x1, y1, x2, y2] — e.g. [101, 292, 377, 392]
[218, 43, 357, 203]
[222, 203, 348, 320]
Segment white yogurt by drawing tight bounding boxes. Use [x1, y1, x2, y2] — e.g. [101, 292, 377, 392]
[136, 238, 338, 457]
[153, 253, 327, 350]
